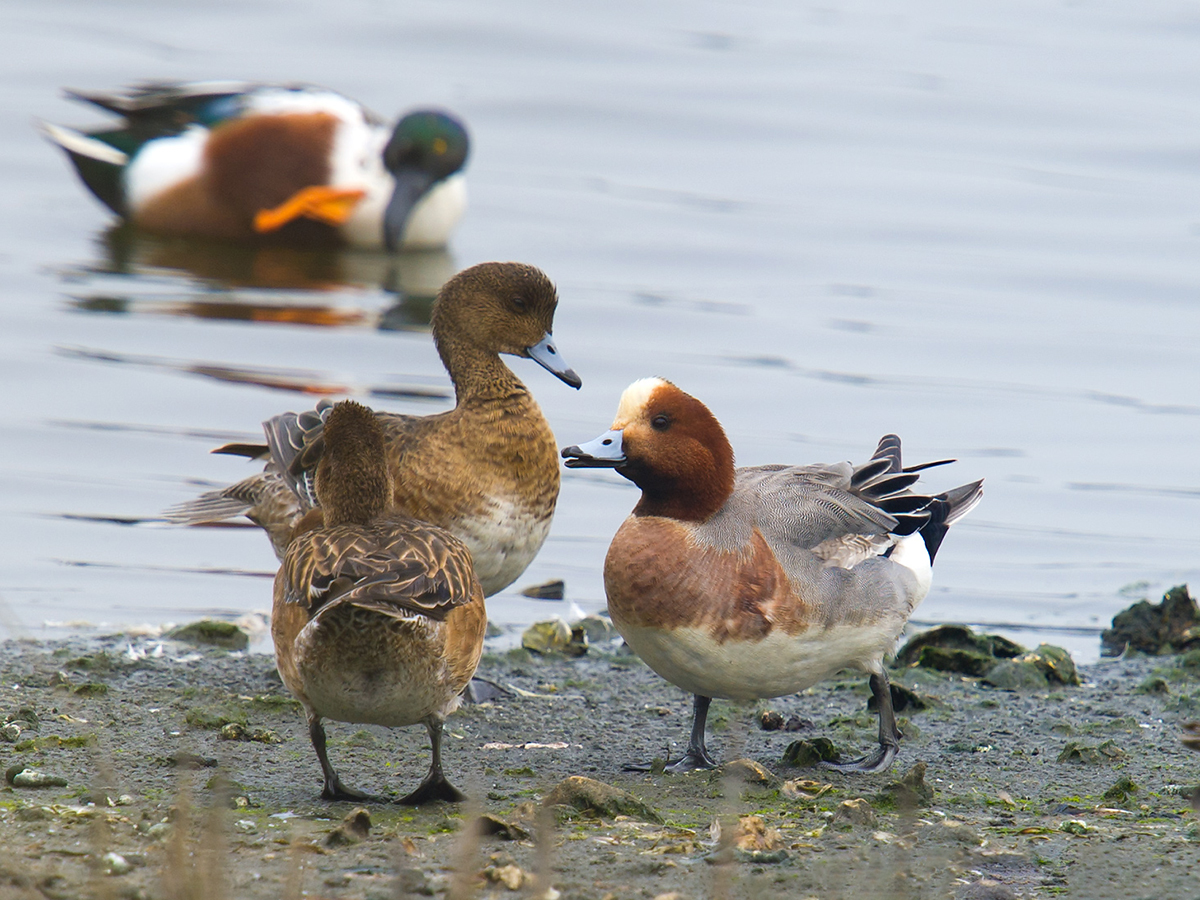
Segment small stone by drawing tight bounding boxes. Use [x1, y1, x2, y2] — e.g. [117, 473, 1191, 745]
[1057, 740, 1126, 765]
[1, 723, 21, 742]
[877, 761, 933, 809]
[729, 815, 784, 851]
[1136, 677, 1170, 695]
[483, 863, 525, 890]
[760, 710, 784, 731]
[573, 615, 616, 644]
[7, 767, 69, 788]
[1029, 644, 1079, 686]
[781, 738, 840, 767]
[784, 715, 812, 731]
[931, 820, 981, 845]
[543, 776, 661, 823]
[522, 619, 572, 655]
[1060, 819, 1092, 835]
[476, 814, 532, 841]
[219, 722, 248, 741]
[1101, 585, 1199, 656]
[520, 579, 565, 600]
[983, 660, 1050, 691]
[167, 619, 250, 651]
[721, 758, 774, 785]
[833, 798, 876, 827]
[325, 807, 371, 846]
[103, 852, 132, 875]
[163, 752, 219, 769]
[895, 624, 1023, 668]
[1103, 776, 1139, 804]
[915, 646, 996, 676]
[779, 779, 832, 801]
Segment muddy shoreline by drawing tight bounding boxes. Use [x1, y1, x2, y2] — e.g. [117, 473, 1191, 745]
[1, 630, 1199, 899]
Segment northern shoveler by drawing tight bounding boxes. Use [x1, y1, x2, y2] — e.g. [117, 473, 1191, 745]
[562, 377, 982, 774]
[165, 261, 581, 597]
[39, 81, 469, 250]
[273, 399, 487, 804]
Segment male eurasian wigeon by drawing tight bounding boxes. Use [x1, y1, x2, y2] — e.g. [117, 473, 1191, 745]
[165, 261, 581, 596]
[273, 399, 486, 803]
[562, 378, 983, 774]
[39, 82, 468, 250]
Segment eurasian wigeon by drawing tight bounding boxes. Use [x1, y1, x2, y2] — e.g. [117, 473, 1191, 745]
[39, 82, 468, 250]
[165, 261, 581, 596]
[562, 377, 983, 774]
[273, 399, 486, 803]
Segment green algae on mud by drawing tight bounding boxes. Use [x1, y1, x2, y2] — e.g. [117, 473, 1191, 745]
[1, 633, 1199, 899]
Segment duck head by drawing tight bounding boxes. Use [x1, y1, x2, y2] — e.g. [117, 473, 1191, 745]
[562, 378, 734, 521]
[315, 400, 395, 528]
[382, 110, 470, 251]
[431, 261, 582, 388]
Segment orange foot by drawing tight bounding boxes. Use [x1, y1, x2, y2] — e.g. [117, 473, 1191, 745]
[254, 186, 367, 233]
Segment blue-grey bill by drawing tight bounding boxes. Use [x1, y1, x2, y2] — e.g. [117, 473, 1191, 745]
[527, 332, 582, 388]
[561, 429, 625, 468]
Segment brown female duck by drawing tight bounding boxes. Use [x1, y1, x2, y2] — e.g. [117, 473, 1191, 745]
[166, 261, 580, 596]
[273, 399, 486, 804]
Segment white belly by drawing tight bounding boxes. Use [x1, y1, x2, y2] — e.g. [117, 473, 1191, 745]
[616, 620, 904, 701]
[454, 497, 552, 597]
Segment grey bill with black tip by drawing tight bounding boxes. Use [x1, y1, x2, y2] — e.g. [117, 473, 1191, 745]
[561, 429, 625, 468]
[526, 333, 582, 388]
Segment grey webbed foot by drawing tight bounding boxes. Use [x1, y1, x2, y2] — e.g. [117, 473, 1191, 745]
[396, 770, 467, 805]
[624, 694, 718, 774]
[822, 671, 902, 775]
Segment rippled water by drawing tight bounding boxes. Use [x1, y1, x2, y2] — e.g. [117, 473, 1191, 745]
[1, 1, 1198, 662]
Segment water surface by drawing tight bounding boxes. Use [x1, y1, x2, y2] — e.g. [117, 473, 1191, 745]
[1, 1, 1198, 662]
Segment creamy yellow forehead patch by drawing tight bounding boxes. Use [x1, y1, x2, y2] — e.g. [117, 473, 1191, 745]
[613, 377, 670, 428]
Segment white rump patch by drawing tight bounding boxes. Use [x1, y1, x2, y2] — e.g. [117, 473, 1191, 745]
[124, 125, 208, 210]
[887, 532, 932, 606]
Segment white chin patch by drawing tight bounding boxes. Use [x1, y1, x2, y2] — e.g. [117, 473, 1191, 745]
[615, 377, 670, 427]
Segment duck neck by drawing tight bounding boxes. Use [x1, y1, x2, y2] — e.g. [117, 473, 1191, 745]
[628, 462, 734, 524]
[436, 331, 527, 405]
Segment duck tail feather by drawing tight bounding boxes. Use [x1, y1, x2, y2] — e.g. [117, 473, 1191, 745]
[920, 480, 984, 562]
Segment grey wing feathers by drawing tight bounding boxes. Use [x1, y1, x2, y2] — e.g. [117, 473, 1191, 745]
[746, 434, 980, 563]
[160, 466, 303, 560]
[739, 464, 900, 552]
[262, 400, 335, 510]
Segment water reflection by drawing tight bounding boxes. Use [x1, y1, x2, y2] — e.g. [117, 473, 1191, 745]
[64, 226, 458, 331]
[55, 345, 451, 400]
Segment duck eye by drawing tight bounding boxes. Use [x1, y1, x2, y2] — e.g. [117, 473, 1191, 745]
[651, 414, 670, 431]
[510, 295, 527, 310]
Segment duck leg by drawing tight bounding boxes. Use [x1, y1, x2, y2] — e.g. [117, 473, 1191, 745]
[626, 694, 720, 773]
[823, 672, 901, 774]
[309, 715, 371, 801]
[397, 717, 467, 805]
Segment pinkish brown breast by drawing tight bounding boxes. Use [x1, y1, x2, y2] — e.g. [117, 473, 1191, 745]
[603, 516, 818, 645]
